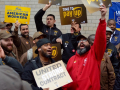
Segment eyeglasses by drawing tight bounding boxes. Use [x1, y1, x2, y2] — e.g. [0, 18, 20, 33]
[78, 39, 87, 43]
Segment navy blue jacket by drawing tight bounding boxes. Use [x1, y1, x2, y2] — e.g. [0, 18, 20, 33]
[21, 56, 55, 90]
[105, 42, 120, 76]
[110, 30, 120, 45]
[0, 56, 23, 76]
[61, 33, 81, 64]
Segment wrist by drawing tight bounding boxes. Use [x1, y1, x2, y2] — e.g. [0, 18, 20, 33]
[14, 27, 18, 31]
[2, 55, 6, 60]
[43, 7, 47, 11]
[101, 16, 105, 20]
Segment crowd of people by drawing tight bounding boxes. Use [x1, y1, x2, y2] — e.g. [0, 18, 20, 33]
[0, 2, 120, 90]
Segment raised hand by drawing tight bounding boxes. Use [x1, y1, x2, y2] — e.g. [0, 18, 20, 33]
[71, 22, 77, 32]
[43, 2, 52, 11]
[0, 45, 5, 60]
[100, 5, 107, 20]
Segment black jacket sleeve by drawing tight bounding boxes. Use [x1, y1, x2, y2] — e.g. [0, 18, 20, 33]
[34, 9, 45, 32]
[114, 68, 120, 90]
[111, 47, 120, 76]
[21, 62, 43, 90]
[3, 56, 23, 76]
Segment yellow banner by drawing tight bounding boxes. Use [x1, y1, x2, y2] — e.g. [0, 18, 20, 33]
[4, 5, 31, 24]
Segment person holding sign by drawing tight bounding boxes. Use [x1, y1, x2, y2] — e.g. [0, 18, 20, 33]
[88, 34, 115, 90]
[63, 5, 107, 90]
[12, 22, 34, 59]
[55, 22, 81, 64]
[21, 38, 54, 90]
[34, 2, 62, 42]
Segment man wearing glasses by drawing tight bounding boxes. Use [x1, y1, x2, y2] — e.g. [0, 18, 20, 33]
[63, 5, 107, 90]
[12, 22, 34, 59]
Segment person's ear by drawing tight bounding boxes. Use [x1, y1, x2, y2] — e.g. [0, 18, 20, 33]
[78, 28, 81, 32]
[33, 40, 35, 44]
[54, 20, 56, 23]
[38, 48, 41, 51]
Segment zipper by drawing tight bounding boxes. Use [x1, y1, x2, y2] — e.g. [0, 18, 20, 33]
[49, 28, 51, 40]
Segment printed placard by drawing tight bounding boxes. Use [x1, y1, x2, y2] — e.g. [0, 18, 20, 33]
[52, 43, 62, 61]
[4, 5, 31, 24]
[59, 4, 87, 25]
[81, 0, 112, 13]
[38, 0, 62, 6]
[32, 60, 73, 90]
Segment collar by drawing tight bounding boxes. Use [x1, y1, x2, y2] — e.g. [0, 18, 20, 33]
[35, 56, 55, 67]
[46, 24, 57, 29]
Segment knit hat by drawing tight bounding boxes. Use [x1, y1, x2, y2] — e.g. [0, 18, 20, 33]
[35, 38, 51, 54]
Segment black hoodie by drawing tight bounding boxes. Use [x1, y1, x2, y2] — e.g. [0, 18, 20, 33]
[34, 9, 62, 42]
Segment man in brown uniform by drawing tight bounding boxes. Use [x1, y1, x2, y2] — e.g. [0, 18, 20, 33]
[12, 22, 34, 58]
[0, 22, 19, 61]
[88, 34, 115, 90]
[0, 30, 19, 60]
[20, 31, 46, 66]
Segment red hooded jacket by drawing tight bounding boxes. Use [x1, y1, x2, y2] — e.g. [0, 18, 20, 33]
[63, 19, 106, 90]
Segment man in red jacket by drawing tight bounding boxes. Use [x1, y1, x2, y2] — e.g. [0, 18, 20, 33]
[63, 5, 107, 90]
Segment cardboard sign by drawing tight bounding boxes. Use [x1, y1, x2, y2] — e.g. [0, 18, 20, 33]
[81, 0, 112, 13]
[52, 43, 62, 61]
[59, 4, 87, 25]
[4, 5, 31, 24]
[38, 0, 62, 6]
[32, 60, 73, 90]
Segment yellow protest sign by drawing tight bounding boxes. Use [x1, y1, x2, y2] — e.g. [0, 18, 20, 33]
[32, 60, 73, 90]
[4, 5, 31, 24]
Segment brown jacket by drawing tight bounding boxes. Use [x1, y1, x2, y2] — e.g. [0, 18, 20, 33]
[20, 45, 38, 66]
[116, 43, 120, 52]
[4, 44, 19, 61]
[100, 53, 115, 90]
[12, 30, 34, 59]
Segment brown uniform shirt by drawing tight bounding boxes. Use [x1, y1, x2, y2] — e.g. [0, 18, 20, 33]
[100, 53, 115, 90]
[12, 30, 34, 59]
[20, 45, 38, 66]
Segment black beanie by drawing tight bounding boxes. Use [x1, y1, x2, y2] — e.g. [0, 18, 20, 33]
[35, 38, 51, 54]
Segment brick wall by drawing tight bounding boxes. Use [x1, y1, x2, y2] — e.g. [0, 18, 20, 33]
[0, 0, 119, 37]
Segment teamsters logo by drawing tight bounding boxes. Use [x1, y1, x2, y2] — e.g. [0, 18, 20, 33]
[52, 46, 58, 58]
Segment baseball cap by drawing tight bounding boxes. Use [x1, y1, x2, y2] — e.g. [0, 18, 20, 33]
[106, 27, 113, 33]
[0, 65, 32, 90]
[0, 30, 13, 40]
[77, 35, 88, 41]
[35, 38, 51, 54]
[33, 31, 46, 40]
[0, 22, 7, 29]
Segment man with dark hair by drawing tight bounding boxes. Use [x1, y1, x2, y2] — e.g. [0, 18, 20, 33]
[12, 22, 34, 59]
[107, 19, 120, 45]
[34, 2, 62, 42]
[105, 27, 119, 76]
[55, 22, 81, 64]
[21, 38, 54, 90]
[63, 5, 107, 90]
[88, 34, 115, 90]
[20, 31, 46, 66]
